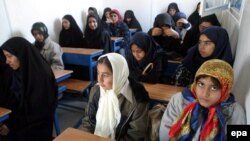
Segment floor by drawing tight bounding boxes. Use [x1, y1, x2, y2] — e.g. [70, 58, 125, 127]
[53, 92, 88, 137]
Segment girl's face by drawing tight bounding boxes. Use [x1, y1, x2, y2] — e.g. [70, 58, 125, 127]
[62, 19, 70, 30]
[3, 50, 20, 70]
[198, 34, 215, 58]
[88, 17, 98, 30]
[199, 21, 212, 32]
[195, 77, 221, 108]
[32, 30, 44, 42]
[168, 8, 176, 16]
[110, 13, 119, 23]
[126, 17, 132, 23]
[131, 44, 145, 61]
[97, 63, 113, 90]
[105, 11, 110, 18]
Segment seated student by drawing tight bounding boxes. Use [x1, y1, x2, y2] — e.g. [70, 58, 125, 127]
[173, 12, 192, 44]
[123, 10, 142, 32]
[148, 13, 181, 60]
[59, 14, 83, 47]
[101, 7, 112, 24]
[88, 7, 98, 16]
[166, 2, 180, 18]
[159, 59, 246, 141]
[31, 22, 64, 69]
[188, 2, 201, 27]
[80, 53, 149, 141]
[174, 26, 233, 87]
[127, 32, 167, 84]
[83, 13, 111, 53]
[180, 14, 221, 56]
[0, 37, 57, 141]
[108, 9, 130, 57]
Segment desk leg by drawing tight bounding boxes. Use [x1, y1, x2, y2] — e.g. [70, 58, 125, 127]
[54, 112, 61, 135]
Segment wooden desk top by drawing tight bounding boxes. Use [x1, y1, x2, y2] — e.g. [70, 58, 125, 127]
[53, 69, 73, 80]
[144, 83, 183, 102]
[62, 47, 103, 55]
[53, 128, 113, 141]
[0, 107, 11, 118]
[111, 37, 123, 41]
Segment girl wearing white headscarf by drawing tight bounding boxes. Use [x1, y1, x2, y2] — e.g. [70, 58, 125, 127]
[80, 53, 149, 141]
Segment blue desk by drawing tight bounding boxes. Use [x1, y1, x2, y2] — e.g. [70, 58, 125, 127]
[53, 69, 73, 135]
[0, 107, 11, 123]
[62, 48, 103, 82]
[111, 37, 123, 52]
[129, 28, 137, 39]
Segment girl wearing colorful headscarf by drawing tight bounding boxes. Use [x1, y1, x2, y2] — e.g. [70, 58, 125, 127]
[80, 53, 149, 140]
[159, 59, 246, 141]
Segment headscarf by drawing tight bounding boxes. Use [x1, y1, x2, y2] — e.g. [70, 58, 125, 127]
[88, 7, 98, 15]
[59, 14, 83, 47]
[102, 7, 112, 21]
[153, 13, 174, 28]
[128, 32, 162, 72]
[200, 14, 221, 27]
[169, 59, 235, 141]
[31, 22, 49, 50]
[84, 13, 111, 52]
[182, 26, 233, 75]
[110, 9, 123, 23]
[1, 37, 57, 134]
[188, 2, 201, 27]
[94, 53, 129, 139]
[167, 2, 180, 15]
[123, 10, 142, 31]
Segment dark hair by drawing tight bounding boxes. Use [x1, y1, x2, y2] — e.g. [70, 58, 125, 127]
[195, 75, 221, 89]
[97, 56, 113, 73]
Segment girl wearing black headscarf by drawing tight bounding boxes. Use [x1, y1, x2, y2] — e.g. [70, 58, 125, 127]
[0, 37, 57, 141]
[180, 14, 221, 56]
[101, 7, 112, 23]
[167, 2, 180, 17]
[174, 26, 233, 86]
[123, 10, 142, 32]
[188, 2, 201, 27]
[83, 13, 111, 53]
[148, 13, 181, 60]
[59, 14, 83, 47]
[128, 32, 167, 83]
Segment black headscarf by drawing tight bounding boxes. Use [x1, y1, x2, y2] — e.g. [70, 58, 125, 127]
[102, 7, 111, 21]
[188, 2, 201, 27]
[153, 13, 175, 28]
[200, 14, 221, 27]
[1, 37, 57, 140]
[31, 22, 49, 51]
[83, 13, 111, 53]
[167, 2, 180, 15]
[0, 49, 14, 108]
[59, 14, 83, 47]
[182, 26, 233, 75]
[123, 10, 142, 31]
[128, 32, 162, 71]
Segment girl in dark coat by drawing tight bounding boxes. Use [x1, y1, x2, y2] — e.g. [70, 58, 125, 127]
[123, 10, 142, 32]
[83, 13, 112, 53]
[101, 7, 112, 23]
[59, 14, 83, 47]
[148, 13, 181, 60]
[175, 26, 233, 87]
[108, 9, 130, 57]
[0, 37, 57, 141]
[188, 2, 201, 27]
[128, 32, 167, 83]
[80, 53, 149, 141]
[180, 14, 221, 56]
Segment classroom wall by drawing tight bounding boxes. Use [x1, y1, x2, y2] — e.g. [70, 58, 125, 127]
[231, 0, 250, 124]
[0, 0, 199, 45]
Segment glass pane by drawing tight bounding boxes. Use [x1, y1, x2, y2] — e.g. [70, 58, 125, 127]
[231, 0, 242, 11]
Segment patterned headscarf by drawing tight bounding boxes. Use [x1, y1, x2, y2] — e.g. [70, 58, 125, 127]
[169, 59, 234, 141]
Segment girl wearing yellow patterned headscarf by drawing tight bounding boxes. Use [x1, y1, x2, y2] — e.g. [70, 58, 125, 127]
[159, 59, 246, 141]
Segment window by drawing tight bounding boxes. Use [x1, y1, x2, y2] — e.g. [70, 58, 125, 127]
[200, 0, 245, 22]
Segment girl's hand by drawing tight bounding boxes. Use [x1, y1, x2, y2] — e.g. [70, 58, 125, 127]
[0, 124, 10, 135]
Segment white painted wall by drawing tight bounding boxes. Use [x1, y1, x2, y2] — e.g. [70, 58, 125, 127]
[231, 0, 250, 124]
[0, 0, 199, 45]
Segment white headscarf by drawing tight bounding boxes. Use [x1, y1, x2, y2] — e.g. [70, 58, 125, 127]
[94, 53, 129, 139]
